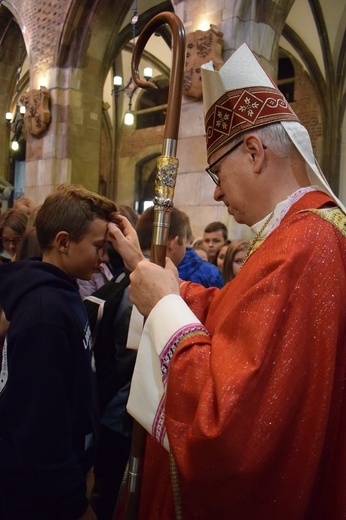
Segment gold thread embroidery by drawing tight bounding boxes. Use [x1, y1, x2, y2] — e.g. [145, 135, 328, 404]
[242, 210, 274, 266]
[243, 206, 346, 269]
[297, 207, 346, 237]
[170, 451, 183, 520]
[181, 329, 210, 342]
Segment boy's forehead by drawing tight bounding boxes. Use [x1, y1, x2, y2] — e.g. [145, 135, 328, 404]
[204, 230, 223, 238]
[84, 217, 109, 239]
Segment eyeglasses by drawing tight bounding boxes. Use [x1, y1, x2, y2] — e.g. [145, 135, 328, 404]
[205, 140, 267, 186]
[1, 237, 22, 246]
[205, 140, 244, 186]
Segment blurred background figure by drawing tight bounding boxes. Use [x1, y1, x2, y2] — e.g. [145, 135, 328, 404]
[192, 241, 209, 262]
[15, 226, 42, 261]
[0, 248, 12, 264]
[222, 240, 251, 283]
[0, 227, 42, 351]
[202, 221, 228, 265]
[13, 197, 36, 217]
[216, 239, 231, 272]
[77, 261, 113, 300]
[179, 217, 224, 288]
[0, 209, 28, 260]
[26, 204, 41, 229]
[137, 205, 188, 266]
[118, 205, 139, 228]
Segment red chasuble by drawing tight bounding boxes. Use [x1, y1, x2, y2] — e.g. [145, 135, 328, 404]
[136, 192, 346, 520]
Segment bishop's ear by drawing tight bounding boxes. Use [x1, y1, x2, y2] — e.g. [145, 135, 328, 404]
[244, 134, 266, 173]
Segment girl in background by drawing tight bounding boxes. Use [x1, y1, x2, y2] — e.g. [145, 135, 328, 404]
[222, 240, 250, 283]
[0, 209, 28, 260]
[216, 239, 231, 272]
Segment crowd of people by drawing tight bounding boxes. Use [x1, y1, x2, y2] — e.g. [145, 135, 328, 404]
[0, 196, 248, 292]
[0, 192, 244, 520]
[0, 41, 345, 520]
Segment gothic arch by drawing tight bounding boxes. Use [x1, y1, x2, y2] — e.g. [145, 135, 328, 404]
[52, 0, 173, 195]
[0, 4, 28, 187]
[282, 4, 345, 193]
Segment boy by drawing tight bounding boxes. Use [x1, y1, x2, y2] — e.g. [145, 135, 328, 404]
[0, 184, 118, 519]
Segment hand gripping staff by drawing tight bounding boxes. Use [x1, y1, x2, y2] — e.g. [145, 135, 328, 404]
[116, 12, 186, 520]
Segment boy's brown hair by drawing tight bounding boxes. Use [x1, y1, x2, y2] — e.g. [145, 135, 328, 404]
[36, 184, 118, 251]
[203, 221, 228, 241]
[136, 206, 189, 251]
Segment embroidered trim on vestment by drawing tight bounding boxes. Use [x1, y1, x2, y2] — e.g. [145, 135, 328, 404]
[152, 324, 209, 446]
[247, 187, 321, 260]
[298, 207, 346, 237]
[248, 205, 346, 260]
[270, 186, 319, 235]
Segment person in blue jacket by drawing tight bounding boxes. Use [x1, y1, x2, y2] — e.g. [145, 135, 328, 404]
[178, 218, 224, 289]
[135, 205, 223, 289]
[0, 184, 118, 520]
[178, 247, 224, 288]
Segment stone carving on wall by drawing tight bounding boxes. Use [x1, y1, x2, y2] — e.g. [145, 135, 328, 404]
[21, 87, 51, 137]
[183, 25, 224, 99]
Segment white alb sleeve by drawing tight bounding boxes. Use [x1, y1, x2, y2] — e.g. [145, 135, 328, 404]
[127, 294, 202, 450]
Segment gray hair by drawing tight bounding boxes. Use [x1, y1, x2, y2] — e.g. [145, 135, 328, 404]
[238, 123, 295, 158]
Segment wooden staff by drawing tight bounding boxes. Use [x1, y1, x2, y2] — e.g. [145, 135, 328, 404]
[132, 12, 186, 267]
[119, 12, 186, 520]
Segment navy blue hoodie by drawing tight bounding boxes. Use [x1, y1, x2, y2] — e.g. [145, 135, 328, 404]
[0, 259, 99, 519]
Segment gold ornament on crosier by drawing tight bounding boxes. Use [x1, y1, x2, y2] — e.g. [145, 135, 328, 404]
[153, 155, 179, 209]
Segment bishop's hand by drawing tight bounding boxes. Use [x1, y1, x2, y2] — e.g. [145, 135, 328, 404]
[108, 216, 144, 272]
[129, 257, 180, 317]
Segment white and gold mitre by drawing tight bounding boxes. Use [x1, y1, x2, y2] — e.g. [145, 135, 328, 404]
[201, 43, 345, 212]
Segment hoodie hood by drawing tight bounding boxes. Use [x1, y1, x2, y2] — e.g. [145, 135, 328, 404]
[0, 259, 77, 321]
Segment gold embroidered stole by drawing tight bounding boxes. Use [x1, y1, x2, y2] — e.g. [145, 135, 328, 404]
[249, 207, 346, 259]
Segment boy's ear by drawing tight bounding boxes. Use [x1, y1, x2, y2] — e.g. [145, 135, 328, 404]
[167, 236, 178, 251]
[167, 236, 180, 258]
[55, 231, 69, 253]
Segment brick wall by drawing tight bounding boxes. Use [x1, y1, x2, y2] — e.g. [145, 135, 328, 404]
[290, 59, 323, 160]
[9, 0, 70, 75]
[120, 125, 164, 157]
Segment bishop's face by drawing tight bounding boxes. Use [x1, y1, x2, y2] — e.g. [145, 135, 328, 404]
[209, 141, 254, 226]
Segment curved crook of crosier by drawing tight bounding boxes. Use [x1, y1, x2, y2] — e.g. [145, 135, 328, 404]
[131, 11, 186, 152]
